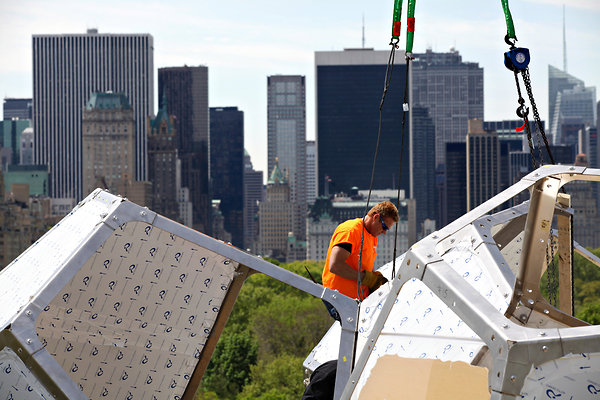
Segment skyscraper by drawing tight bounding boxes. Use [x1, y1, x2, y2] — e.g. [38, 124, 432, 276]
[466, 119, 500, 211]
[267, 75, 307, 243]
[158, 66, 210, 234]
[315, 49, 410, 199]
[306, 140, 317, 205]
[259, 161, 293, 260]
[81, 92, 135, 198]
[551, 85, 596, 146]
[244, 151, 263, 252]
[33, 30, 153, 199]
[1, 119, 30, 168]
[410, 106, 436, 226]
[548, 65, 584, 135]
[411, 49, 484, 167]
[147, 99, 179, 221]
[210, 107, 244, 248]
[3, 98, 32, 120]
[444, 142, 467, 225]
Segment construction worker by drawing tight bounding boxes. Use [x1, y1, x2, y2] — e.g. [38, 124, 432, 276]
[322, 201, 398, 300]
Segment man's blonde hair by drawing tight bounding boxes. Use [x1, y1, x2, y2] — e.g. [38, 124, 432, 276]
[368, 201, 399, 222]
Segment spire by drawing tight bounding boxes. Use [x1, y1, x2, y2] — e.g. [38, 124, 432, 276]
[563, 5, 567, 72]
[362, 13, 365, 48]
[268, 157, 287, 185]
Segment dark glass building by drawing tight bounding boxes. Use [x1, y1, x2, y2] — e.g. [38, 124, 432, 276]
[315, 49, 410, 199]
[158, 66, 210, 234]
[411, 106, 437, 226]
[3, 98, 32, 120]
[210, 107, 244, 248]
[444, 142, 467, 226]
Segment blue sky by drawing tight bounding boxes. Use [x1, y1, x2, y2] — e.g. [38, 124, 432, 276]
[1, 0, 599, 177]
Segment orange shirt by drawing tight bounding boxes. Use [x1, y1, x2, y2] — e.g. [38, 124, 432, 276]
[322, 218, 378, 299]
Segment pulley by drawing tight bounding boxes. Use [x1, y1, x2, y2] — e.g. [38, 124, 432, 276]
[504, 47, 530, 72]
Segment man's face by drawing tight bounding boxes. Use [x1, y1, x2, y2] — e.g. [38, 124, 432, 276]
[375, 213, 396, 236]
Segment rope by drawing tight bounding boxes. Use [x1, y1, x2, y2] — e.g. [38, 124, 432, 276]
[356, 44, 397, 301]
[391, 56, 411, 280]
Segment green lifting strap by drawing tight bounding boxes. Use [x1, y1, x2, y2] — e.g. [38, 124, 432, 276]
[501, 0, 517, 41]
[391, 0, 404, 40]
[406, 0, 416, 53]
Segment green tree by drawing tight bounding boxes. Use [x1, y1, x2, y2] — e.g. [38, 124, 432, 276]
[576, 302, 600, 324]
[237, 354, 306, 400]
[196, 260, 331, 399]
[201, 331, 258, 398]
[251, 294, 332, 361]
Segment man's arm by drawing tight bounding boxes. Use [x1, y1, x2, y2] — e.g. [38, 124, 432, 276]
[329, 245, 364, 282]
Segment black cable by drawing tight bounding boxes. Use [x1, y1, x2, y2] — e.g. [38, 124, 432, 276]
[356, 44, 397, 301]
[391, 55, 411, 279]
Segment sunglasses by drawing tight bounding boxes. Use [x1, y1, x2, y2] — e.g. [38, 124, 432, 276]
[380, 215, 389, 231]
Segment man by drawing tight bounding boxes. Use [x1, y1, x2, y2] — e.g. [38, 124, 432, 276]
[322, 201, 399, 300]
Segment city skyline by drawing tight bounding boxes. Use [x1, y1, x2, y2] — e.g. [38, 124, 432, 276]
[1, 0, 599, 181]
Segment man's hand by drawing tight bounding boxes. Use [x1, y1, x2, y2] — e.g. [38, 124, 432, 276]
[362, 270, 388, 291]
[361, 270, 387, 292]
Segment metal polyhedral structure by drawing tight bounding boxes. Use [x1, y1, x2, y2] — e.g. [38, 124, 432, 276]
[1, 165, 599, 399]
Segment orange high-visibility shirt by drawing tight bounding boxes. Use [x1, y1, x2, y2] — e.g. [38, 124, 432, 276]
[322, 218, 378, 299]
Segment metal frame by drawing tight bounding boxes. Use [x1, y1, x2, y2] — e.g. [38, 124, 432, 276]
[0, 190, 360, 400]
[340, 165, 600, 399]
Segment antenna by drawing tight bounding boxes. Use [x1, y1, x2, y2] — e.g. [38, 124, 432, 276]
[362, 13, 365, 48]
[563, 4, 567, 72]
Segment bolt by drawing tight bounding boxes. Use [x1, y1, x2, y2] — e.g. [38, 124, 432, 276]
[510, 375, 516, 382]
[539, 332, 546, 336]
[432, 235, 438, 239]
[100, 212, 108, 218]
[112, 215, 118, 221]
[25, 310, 32, 317]
[502, 324, 509, 329]
[569, 167, 575, 171]
[528, 299, 535, 305]
[542, 345, 549, 352]
[543, 309, 550, 315]
[26, 338, 32, 344]
[140, 211, 147, 217]
[347, 317, 353, 323]
[427, 254, 433, 258]
[332, 294, 337, 299]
